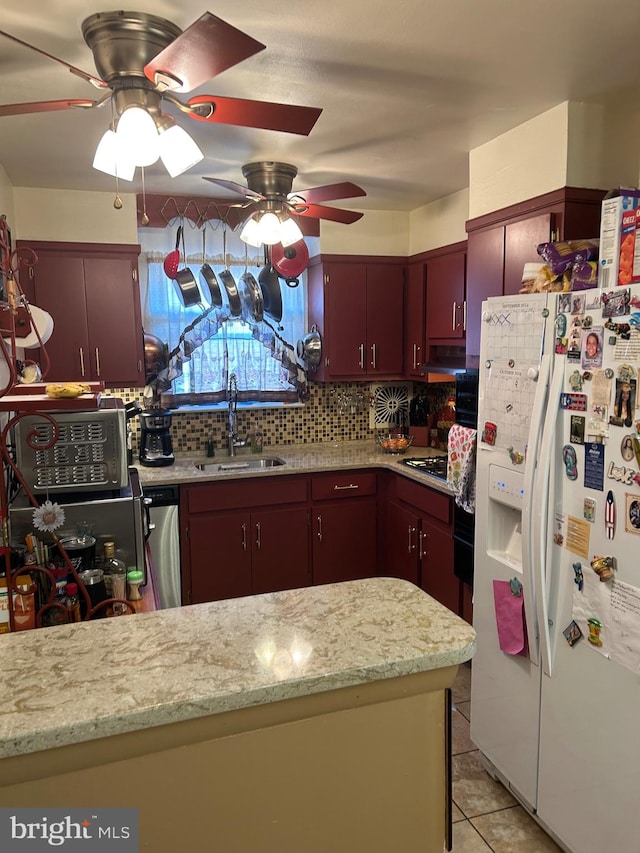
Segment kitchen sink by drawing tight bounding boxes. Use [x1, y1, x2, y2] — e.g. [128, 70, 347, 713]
[195, 457, 286, 472]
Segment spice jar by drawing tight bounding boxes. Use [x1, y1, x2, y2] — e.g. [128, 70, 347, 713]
[126, 570, 144, 601]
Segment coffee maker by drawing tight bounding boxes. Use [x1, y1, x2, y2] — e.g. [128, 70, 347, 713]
[139, 408, 175, 467]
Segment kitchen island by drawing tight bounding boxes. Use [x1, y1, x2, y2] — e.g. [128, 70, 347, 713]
[0, 576, 475, 852]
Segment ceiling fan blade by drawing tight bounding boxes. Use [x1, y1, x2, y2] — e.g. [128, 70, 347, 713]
[0, 29, 107, 89]
[0, 99, 98, 117]
[293, 203, 364, 225]
[187, 95, 322, 136]
[291, 182, 367, 205]
[144, 12, 265, 93]
[201, 177, 264, 201]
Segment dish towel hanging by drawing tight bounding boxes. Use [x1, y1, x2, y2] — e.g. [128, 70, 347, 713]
[446, 424, 477, 513]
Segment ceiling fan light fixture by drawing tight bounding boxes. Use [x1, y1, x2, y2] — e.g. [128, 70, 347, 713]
[279, 216, 303, 248]
[92, 128, 136, 181]
[158, 122, 204, 177]
[240, 216, 263, 248]
[116, 106, 159, 167]
[257, 211, 282, 246]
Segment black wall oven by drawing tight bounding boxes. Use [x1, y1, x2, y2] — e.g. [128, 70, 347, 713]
[453, 370, 478, 590]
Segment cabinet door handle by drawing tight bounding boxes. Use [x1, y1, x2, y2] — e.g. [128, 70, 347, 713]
[241, 522, 247, 551]
[452, 302, 457, 331]
[412, 343, 417, 371]
[462, 300, 467, 332]
[255, 521, 261, 550]
[408, 525, 417, 554]
[358, 343, 365, 370]
[419, 530, 425, 561]
[370, 343, 376, 369]
[334, 483, 359, 491]
[95, 347, 101, 376]
[79, 347, 85, 377]
[317, 514, 323, 542]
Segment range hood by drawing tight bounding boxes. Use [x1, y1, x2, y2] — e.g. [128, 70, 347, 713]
[419, 345, 466, 375]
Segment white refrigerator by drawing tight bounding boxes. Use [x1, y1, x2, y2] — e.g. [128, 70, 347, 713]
[471, 286, 640, 853]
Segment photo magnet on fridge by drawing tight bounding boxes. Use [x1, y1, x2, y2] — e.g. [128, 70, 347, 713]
[570, 415, 585, 444]
[563, 620, 583, 647]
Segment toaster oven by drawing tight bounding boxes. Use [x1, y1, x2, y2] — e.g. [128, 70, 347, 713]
[14, 399, 128, 494]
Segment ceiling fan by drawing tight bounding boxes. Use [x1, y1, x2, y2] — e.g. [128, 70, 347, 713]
[203, 161, 366, 246]
[0, 11, 323, 178]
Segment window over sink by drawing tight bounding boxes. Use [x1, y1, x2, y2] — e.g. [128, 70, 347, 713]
[138, 225, 308, 408]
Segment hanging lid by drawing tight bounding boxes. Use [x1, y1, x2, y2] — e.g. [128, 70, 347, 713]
[271, 239, 309, 279]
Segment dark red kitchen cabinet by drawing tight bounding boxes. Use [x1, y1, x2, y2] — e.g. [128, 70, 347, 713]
[18, 240, 144, 386]
[181, 476, 311, 605]
[420, 517, 458, 614]
[251, 506, 310, 595]
[311, 499, 377, 585]
[188, 510, 252, 604]
[311, 470, 378, 584]
[383, 500, 420, 584]
[503, 213, 555, 295]
[365, 263, 404, 375]
[426, 249, 466, 342]
[405, 261, 426, 377]
[465, 187, 606, 360]
[307, 256, 404, 380]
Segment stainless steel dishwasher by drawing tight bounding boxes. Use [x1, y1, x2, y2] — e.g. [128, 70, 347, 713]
[145, 484, 181, 608]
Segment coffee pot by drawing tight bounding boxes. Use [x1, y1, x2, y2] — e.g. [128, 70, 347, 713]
[139, 408, 174, 467]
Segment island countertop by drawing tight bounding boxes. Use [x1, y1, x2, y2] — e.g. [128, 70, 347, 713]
[0, 577, 475, 760]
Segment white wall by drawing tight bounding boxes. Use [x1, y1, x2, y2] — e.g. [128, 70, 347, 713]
[469, 102, 570, 219]
[13, 188, 139, 244]
[408, 188, 468, 255]
[319, 209, 409, 255]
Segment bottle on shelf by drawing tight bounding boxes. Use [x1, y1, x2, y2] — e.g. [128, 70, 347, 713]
[100, 541, 127, 601]
[65, 582, 81, 623]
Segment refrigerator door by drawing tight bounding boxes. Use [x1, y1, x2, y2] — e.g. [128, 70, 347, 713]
[471, 292, 554, 809]
[535, 284, 640, 852]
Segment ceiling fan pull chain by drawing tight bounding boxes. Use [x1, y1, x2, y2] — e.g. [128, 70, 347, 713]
[140, 166, 149, 226]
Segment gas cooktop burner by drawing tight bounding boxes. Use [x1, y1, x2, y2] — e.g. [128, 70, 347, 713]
[400, 456, 448, 480]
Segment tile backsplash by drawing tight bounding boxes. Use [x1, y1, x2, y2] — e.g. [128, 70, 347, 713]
[113, 380, 454, 456]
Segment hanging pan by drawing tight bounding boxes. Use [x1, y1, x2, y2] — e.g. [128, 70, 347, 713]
[199, 226, 222, 308]
[218, 226, 242, 317]
[271, 238, 309, 287]
[258, 246, 283, 324]
[296, 325, 322, 370]
[238, 245, 264, 324]
[173, 225, 203, 308]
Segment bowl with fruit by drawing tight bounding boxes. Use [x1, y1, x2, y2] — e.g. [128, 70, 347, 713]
[376, 432, 414, 455]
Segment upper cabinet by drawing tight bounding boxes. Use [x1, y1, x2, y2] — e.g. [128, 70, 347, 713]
[465, 187, 606, 360]
[425, 243, 466, 343]
[16, 241, 144, 387]
[307, 257, 405, 380]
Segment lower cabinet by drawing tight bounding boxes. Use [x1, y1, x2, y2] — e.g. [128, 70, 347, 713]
[181, 476, 311, 605]
[180, 468, 459, 613]
[382, 473, 459, 614]
[310, 470, 378, 584]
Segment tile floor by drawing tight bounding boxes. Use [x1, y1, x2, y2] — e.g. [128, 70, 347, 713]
[449, 662, 563, 852]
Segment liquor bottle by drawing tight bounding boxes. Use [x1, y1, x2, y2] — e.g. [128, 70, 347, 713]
[100, 541, 127, 599]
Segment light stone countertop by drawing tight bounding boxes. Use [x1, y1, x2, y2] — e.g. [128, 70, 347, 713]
[136, 438, 452, 493]
[0, 577, 475, 760]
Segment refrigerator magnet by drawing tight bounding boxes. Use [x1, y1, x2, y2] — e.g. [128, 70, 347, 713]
[583, 498, 596, 523]
[587, 618, 603, 646]
[482, 421, 497, 445]
[562, 445, 578, 480]
[570, 415, 585, 444]
[605, 490, 616, 539]
[625, 494, 640, 535]
[563, 620, 583, 647]
[572, 562, 584, 590]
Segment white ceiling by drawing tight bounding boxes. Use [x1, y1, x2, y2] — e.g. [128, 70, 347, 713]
[1, 0, 640, 213]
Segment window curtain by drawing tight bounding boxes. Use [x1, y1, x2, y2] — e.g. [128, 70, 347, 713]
[139, 222, 308, 406]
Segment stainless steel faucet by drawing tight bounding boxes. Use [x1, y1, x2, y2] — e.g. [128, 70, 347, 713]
[227, 373, 250, 456]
